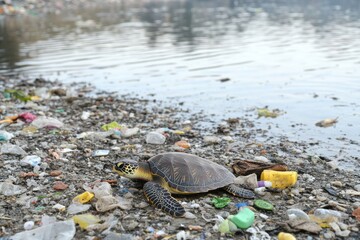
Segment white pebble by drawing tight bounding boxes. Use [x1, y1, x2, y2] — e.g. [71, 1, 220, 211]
[24, 221, 34, 230]
[190, 203, 200, 209]
[253, 156, 270, 162]
[176, 230, 187, 240]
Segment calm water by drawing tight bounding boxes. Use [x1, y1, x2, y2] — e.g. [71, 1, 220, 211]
[1, 0, 359, 170]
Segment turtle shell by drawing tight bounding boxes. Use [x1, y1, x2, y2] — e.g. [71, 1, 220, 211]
[148, 152, 235, 193]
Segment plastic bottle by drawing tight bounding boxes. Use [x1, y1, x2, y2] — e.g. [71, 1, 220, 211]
[278, 232, 297, 240]
[260, 170, 298, 189]
[146, 131, 166, 144]
[313, 208, 347, 220]
[286, 209, 310, 221]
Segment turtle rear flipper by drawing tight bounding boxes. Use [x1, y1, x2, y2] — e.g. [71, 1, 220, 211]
[144, 181, 185, 217]
[224, 184, 256, 199]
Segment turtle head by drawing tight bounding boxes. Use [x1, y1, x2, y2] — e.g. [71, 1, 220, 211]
[113, 160, 139, 178]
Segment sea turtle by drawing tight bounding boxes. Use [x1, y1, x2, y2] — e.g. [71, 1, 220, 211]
[113, 152, 255, 217]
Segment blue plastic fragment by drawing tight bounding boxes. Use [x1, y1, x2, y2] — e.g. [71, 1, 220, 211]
[235, 202, 249, 209]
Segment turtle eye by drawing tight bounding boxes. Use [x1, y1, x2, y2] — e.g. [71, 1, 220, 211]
[117, 162, 123, 169]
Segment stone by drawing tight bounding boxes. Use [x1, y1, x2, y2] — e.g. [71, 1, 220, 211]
[323, 230, 335, 239]
[203, 136, 221, 144]
[53, 181, 68, 190]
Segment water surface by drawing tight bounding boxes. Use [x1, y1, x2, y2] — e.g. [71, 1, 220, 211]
[0, 0, 359, 170]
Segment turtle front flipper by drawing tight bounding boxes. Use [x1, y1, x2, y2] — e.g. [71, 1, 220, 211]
[143, 181, 186, 217]
[224, 184, 256, 199]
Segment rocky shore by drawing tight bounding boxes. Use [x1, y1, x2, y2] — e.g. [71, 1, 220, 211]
[0, 76, 359, 239]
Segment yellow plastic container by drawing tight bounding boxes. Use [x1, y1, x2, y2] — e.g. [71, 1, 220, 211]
[278, 232, 296, 240]
[73, 191, 94, 204]
[260, 170, 297, 189]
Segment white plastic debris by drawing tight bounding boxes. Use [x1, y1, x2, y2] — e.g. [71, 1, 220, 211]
[10, 219, 76, 240]
[146, 131, 166, 144]
[23, 221, 34, 230]
[0, 143, 27, 156]
[31, 116, 64, 129]
[52, 203, 66, 212]
[20, 155, 41, 167]
[0, 181, 27, 196]
[0, 130, 14, 141]
[81, 111, 91, 120]
[92, 150, 110, 156]
[67, 203, 91, 215]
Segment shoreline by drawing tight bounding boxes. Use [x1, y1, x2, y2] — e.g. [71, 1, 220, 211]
[0, 75, 359, 239]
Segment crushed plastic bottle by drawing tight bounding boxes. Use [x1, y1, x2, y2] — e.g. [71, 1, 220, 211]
[92, 182, 112, 198]
[310, 208, 348, 228]
[286, 209, 310, 221]
[146, 131, 166, 144]
[260, 170, 298, 189]
[121, 127, 139, 138]
[31, 116, 64, 129]
[95, 195, 121, 212]
[313, 208, 347, 221]
[10, 219, 76, 240]
[1, 143, 27, 156]
[67, 203, 91, 215]
[0, 130, 14, 141]
[72, 214, 101, 229]
[0, 181, 26, 196]
[20, 155, 41, 167]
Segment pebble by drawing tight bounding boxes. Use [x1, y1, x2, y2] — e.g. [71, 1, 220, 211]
[53, 181, 68, 190]
[323, 230, 335, 239]
[23, 221, 34, 230]
[190, 203, 200, 209]
[203, 136, 221, 144]
[222, 136, 233, 142]
[183, 212, 196, 219]
[331, 181, 343, 187]
[354, 184, 360, 192]
[253, 156, 270, 162]
[50, 170, 62, 176]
